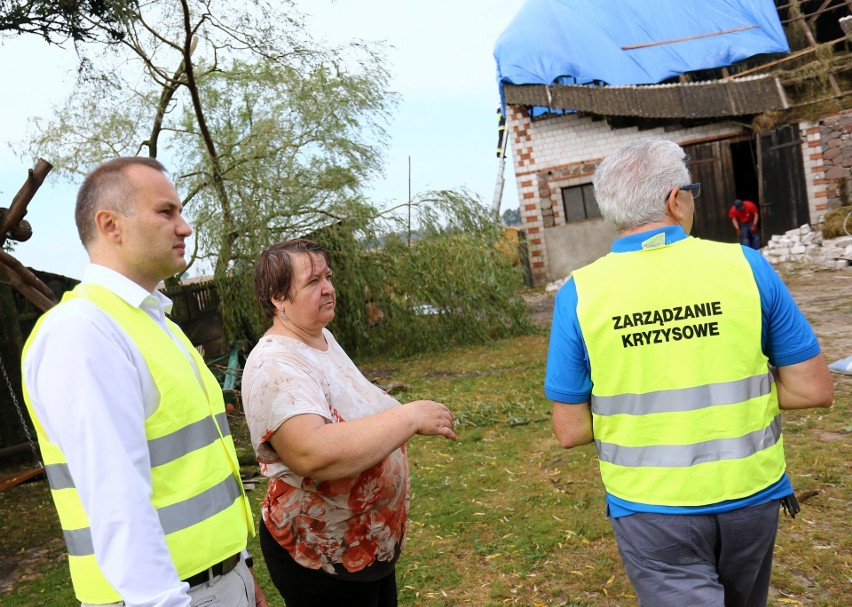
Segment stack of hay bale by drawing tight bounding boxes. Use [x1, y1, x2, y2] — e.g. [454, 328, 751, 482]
[761, 224, 852, 269]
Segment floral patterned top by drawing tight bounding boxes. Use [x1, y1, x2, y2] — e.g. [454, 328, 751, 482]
[242, 330, 409, 580]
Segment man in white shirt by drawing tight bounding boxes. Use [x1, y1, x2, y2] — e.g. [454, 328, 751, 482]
[22, 157, 268, 607]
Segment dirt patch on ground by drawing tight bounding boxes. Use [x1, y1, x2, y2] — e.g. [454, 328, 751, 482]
[522, 289, 557, 327]
[0, 534, 66, 594]
[773, 264, 852, 363]
[816, 430, 848, 441]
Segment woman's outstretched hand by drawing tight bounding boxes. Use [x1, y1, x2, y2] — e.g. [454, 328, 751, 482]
[405, 400, 458, 441]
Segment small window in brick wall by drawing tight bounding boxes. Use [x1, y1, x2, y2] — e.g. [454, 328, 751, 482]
[561, 184, 601, 223]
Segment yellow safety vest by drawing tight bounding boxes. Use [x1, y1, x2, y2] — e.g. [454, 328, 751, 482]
[572, 236, 785, 506]
[22, 284, 253, 604]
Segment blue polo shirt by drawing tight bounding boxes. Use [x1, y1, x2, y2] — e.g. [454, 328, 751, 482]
[544, 226, 822, 517]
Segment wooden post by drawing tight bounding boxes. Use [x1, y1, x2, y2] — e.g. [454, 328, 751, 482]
[0, 159, 53, 248]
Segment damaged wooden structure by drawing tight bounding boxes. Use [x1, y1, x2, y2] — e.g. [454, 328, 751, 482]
[0, 160, 57, 491]
[504, 75, 791, 119]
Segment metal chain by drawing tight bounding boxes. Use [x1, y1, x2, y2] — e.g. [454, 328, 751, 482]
[0, 350, 42, 467]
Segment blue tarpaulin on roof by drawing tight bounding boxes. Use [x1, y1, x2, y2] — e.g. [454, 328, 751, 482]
[494, 0, 789, 92]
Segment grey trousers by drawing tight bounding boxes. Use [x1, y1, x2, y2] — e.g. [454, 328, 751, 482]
[81, 559, 255, 607]
[611, 500, 780, 607]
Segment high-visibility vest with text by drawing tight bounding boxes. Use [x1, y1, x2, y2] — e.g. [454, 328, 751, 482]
[571, 236, 785, 506]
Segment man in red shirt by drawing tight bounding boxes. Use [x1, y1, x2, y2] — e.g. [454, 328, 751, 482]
[729, 199, 761, 249]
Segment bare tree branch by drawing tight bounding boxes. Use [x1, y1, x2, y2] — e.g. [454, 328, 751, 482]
[147, 36, 196, 157]
[178, 0, 233, 275]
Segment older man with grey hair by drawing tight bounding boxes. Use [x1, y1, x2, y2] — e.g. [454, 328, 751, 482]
[545, 139, 833, 607]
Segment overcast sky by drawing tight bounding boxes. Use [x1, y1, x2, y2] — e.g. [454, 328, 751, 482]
[0, 0, 524, 279]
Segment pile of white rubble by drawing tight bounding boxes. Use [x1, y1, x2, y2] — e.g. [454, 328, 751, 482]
[761, 224, 852, 269]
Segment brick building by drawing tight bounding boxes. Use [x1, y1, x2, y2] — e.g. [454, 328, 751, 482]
[507, 106, 851, 285]
[496, 0, 851, 285]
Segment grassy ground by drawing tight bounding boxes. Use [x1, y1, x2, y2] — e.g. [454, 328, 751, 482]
[1, 266, 849, 606]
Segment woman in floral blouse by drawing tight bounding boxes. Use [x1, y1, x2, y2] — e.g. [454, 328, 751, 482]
[242, 239, 457, 606]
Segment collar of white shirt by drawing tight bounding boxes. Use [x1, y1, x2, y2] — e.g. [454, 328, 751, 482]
[82, 264, 174, 315]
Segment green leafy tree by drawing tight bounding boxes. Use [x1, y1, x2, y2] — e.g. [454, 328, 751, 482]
[183, 57, 392, 267]
[21, 0, 394, 338]
[0, 0, 137, 42]
[320, 189, 534, 359]
[186, 57, 395, 345]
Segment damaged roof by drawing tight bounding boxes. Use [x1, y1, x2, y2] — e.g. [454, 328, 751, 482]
[494, 0, 791, 117]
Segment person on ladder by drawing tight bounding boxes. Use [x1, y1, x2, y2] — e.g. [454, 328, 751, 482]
[496, 103, 506, 158]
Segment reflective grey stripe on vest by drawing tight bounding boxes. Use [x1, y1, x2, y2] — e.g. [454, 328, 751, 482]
[44, 413, 231, 491]
[216, 412, 232, 438]
[591, 373, 773, 417]
[60, 474, 242, 557]
[45, 463, 75, 491]
[148, 414, 232, 467]
[596, 414, 782, 468]
[158, 474, 242, 535]
[64, 527, 95, 557]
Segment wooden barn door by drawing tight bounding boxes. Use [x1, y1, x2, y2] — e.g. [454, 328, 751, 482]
[683, 140, 738, 243]
[757, 125, 810, 237]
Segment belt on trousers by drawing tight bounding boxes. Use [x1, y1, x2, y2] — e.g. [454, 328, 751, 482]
[182, 553, 241, 588]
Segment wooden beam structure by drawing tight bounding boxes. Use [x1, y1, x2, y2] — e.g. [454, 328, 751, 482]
[0, 160, 56, 492]
[0, 159, 57, 313]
